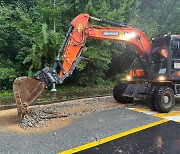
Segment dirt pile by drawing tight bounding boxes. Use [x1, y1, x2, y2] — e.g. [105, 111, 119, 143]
[19, 107, 68, 129]
[17, 96, 122, 130]
[2, 96, 179, 133]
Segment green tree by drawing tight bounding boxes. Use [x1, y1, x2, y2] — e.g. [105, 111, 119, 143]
[0, 0, 69, 88]
[139, 0, 180, 37]
[0, 0, 143, 88]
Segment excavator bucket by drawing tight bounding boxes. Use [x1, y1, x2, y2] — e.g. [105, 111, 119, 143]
[13, 77, 45, 118]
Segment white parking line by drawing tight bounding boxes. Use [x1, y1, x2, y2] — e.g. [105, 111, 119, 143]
[165, 116, 180, 121]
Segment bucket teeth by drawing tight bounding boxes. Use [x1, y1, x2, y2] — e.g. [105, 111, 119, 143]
[13, 77, 45, 118]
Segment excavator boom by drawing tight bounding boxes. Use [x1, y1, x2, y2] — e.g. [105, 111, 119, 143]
[13, 14, 151, 117]
[59, 14, 150, 79]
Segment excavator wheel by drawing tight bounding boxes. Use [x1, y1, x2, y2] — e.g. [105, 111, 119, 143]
[154, 86, 175, 113]
[13, 77, 46, 118]
[113, 83, 133, 103]
[147, 86, 159, 111]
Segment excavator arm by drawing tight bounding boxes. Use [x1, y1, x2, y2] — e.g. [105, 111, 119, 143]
[13, 14, 150, 118]
[57, 14, 150, 81]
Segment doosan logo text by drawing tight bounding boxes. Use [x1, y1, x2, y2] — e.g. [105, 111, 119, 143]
[102, 31, 119, 36]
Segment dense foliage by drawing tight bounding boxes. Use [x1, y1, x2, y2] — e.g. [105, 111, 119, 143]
[0, 0, 179, 89]
[139, 0, 180, 37]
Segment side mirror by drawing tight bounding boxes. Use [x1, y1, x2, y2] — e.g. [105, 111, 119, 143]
[171, 41, 179, 50]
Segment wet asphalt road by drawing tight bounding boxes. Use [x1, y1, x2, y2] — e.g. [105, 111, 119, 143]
[79, 121, 180, 154]
[0, 107, 162, 154]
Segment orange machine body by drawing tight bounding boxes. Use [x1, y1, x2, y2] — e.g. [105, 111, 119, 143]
[129, 69, 145, 77]
[59, 14, 150, 79]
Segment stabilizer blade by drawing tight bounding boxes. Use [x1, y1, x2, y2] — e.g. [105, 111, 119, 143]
[13, 77, 45, 118]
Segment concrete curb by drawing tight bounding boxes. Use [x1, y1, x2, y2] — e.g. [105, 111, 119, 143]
[0, 94, 112, 111]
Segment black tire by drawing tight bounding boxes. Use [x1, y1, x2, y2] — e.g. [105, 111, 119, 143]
[147, 86, 159, 111]
[113, 83, 133, 103]
[154, 86, 175, 113]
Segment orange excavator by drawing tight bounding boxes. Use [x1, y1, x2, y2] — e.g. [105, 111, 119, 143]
[13, 14, 180, 118]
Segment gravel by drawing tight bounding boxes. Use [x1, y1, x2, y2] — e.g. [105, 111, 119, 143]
[18, 96, 118, 129]
[18, 96, 180, 129]
[19, 107, 68, 129]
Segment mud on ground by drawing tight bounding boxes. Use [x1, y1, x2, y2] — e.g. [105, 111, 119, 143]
[0, 96, 180, 134]
[0, 96, 124, 134]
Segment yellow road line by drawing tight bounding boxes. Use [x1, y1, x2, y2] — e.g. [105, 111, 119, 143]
[129, 108, 180, 122]
[152, 111, 180, 117]
[129, 108, 157, 115]
[59, 119, 168, 154]
[129, 108, 150, 112]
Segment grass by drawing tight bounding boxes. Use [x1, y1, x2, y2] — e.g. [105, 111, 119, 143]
[0, 90, 13, 98]
[37, 81, 115, 102]
[0, 80, 116, 100]
[58, 82, 114, 93]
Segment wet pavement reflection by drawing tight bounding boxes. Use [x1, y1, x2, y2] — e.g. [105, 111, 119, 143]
[78, 121, 180, 154]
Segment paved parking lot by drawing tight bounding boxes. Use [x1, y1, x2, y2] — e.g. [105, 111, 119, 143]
[0, 96, 179, 154]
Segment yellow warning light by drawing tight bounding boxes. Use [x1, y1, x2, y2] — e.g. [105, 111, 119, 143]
[126, 75, 133, 81]
[158, 76, 166, 81]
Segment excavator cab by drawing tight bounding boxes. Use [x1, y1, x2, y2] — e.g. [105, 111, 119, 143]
[148, 35, 180, 81]
[148, 36, 170, 80]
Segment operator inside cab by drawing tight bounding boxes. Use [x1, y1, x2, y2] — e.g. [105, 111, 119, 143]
[149, 35, 170, 79]
[150, 46, 168, 76]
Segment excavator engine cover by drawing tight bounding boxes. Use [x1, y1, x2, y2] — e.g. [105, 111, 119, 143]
[13, 77, 45, 118]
